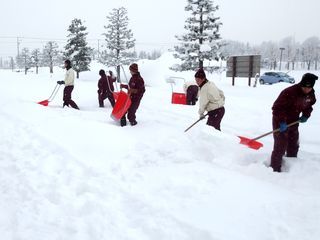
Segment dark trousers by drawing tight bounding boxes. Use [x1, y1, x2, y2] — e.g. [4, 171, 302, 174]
[127, 98, 142, 123]
[63, 86, 79, 109]
[270, 118, 299, 172]
[207, 107, 225, 131]
[98, 92, 115, 107]
[120, 97, 143, 126]
[186, 85, 199, 105]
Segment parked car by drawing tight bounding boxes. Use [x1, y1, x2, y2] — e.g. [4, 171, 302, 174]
[259, 72, 295, 84]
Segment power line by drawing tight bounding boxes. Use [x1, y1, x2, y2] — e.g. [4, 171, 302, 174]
[0, 36, 176, 57]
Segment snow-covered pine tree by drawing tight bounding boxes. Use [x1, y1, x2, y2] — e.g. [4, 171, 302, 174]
[42, 41, 60, 74]
[100, 7, 136, 82]
[172, 0, 224, 72]
[65, 18, 92, 78]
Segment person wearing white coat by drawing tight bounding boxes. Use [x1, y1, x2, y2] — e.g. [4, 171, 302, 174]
[57, 60, 79, 110]
[195, 68, 225, 131]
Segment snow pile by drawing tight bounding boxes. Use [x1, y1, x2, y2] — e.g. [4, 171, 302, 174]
[0, 53, 320, 240]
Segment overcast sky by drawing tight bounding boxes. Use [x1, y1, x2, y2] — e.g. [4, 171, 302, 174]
[1, 0, 320, 57]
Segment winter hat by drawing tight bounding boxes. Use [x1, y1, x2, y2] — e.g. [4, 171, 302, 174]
[299, 73, 318, 88]
[64, 59, 72, 69]
[129, 63, 138, 72]
[195, 68, 206, 79]
[99, 69, 105, 76]
[64, 59, 71, 66]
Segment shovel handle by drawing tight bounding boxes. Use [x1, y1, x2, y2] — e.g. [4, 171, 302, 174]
[184, 113, 209, 132]
[47, 83, 62, 102]
[251, 120, 300, 141]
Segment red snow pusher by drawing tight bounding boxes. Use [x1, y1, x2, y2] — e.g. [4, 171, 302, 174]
[184, 113, 209, 132]
[166, 76, 187, 105]
[110, 64, 131, 115]
[113, 92, 119, 101]
[238, 120, 300, 150]
[111, 90, 132, 120]
[172, 93, 186, 105]
[37, 83, 61, 106]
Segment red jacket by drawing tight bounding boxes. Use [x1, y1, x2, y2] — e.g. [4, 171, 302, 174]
[272, 84, 316, 123]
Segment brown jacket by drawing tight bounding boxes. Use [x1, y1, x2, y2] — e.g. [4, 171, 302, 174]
[129, 72, 145, 101]
[98, 74, 115, 94]
[272, 84, 316, 123]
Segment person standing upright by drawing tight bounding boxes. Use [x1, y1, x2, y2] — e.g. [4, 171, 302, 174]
[194, 68, 225, 130]
[270, 73, 318, 172]
[120, 63, 145, 126]
[108, 70, 117, 83]
[57, 59, 79, 110]
[97, 69, 115, 107]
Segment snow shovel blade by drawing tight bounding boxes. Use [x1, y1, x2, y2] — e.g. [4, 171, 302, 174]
[238, 136, 263, 150]
[37, 99, 49, 106]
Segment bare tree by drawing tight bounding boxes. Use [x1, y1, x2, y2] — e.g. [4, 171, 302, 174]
[42, 41, 60, 74]
[31, 48, 41, 74]
[260, 41, 279, 70]
[301, 36, 320, 70]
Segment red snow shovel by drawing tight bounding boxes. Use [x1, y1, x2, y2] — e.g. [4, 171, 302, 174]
[110, 90, 132, 120]
[238, 120, 300, 150]
[37, 83, 61, 106]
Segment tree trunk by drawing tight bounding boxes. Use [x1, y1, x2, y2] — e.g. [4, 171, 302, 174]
[50, 62, 53, 74]
[273, 61, 277, 70]
[307, 61, 311, 70]
[199, 60, 203, 68]
[117, 65, 121, 83]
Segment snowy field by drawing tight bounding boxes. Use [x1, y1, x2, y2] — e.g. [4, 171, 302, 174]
[1, 53, 320, 240]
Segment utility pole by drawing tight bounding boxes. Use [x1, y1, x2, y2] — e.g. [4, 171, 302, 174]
[97, 39, 100, 59]
[279, 47, 285, 71]
[17, 37, 21, 57]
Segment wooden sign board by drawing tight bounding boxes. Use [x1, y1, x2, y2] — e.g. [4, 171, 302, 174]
[226, 55, 261, 86]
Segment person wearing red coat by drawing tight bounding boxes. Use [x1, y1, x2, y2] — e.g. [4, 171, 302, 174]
[120, 63, 145, 126]
[270, 73, 318, 172]
[97, 69, 115, 107]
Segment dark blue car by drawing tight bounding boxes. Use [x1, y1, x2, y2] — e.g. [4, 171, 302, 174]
[259, 72, 295, 84]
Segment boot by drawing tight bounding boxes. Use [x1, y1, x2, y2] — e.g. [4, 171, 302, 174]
[120, 117, 127, 127]
[130, 120, 137, 126]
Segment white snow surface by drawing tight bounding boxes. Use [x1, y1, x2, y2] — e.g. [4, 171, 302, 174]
[1, 53, 320, 240]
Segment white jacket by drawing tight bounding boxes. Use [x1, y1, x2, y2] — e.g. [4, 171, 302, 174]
[198, 81, 225, 116]
[64, 68, 75, 86]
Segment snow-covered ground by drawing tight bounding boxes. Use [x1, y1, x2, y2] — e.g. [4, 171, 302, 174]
[1, 53, 320, 240]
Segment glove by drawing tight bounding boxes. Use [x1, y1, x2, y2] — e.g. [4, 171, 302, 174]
[128, 89, 138, 94]
[120, 84, 128, 89]
[199, 114, 206, 120]
[57, 80, 65, 85]
[299, 116, 308, 123]
[279, 122, 288, 132]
